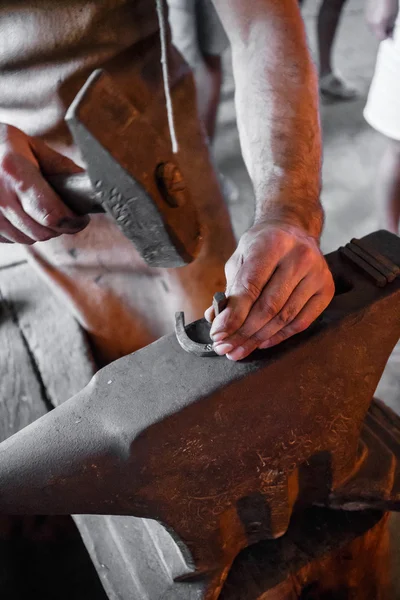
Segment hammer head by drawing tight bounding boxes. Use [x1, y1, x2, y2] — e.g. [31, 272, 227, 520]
[66, 70, 202, 268]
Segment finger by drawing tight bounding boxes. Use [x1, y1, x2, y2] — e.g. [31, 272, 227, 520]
[3, 154, 89, 233]
[0, 214, 36, 244]
[213, 258, 308, 354]
[258, 293, 329, 349]
[29, 134, 85, 177]
[1, 194, 60, 242]
[211, 254, 279, 344]
[223, 275, 316, 360]
[204, 305, 215, 323]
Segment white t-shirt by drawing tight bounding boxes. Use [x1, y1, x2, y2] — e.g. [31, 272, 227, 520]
[0, 1, 160, 149]
[364, 14, 400, 141]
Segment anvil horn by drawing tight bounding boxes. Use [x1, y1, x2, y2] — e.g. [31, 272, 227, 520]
[0, 230, 400, 598]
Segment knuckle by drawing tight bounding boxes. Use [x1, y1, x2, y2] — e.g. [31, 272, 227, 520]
[276, 312, 291, 327]
[277, 306, 298, 326]
[269, 230, 292, 253]
[296, 243, 316, 266]
[40, 208, 63, 229]
[253, 330, 267, 345]
[230, 330, 249, 346]
[241, 279, 262, 301]
[259, 298, 280, 319]
[224, 312, 243, 334]
[291, 317, 310, 334]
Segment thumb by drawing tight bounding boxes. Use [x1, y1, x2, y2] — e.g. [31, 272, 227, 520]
[210, 258, 264, 342]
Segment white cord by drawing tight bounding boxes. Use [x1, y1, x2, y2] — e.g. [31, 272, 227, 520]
[156, 0, 179, 153]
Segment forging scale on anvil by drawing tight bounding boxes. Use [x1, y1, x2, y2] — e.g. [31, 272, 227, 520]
[0, 229, 400, 599]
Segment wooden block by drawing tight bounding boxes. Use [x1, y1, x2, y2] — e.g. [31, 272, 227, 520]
[0, 263, 95, 408]
[0, 286, 48, 441]
[0, 262, 105, 599]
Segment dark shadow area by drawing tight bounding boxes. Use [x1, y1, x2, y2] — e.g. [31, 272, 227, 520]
[220, 507, 384, 599]
[0, 516, 107, 600]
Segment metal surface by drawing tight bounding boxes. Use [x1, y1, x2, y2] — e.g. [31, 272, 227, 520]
[338, 236, 400, 288]
[47, 172, 102, 215]
[0, 230, 400, 600]
[212, 292, 228, 315]
[351, 237, 400, 278]
[175, 292, 227, 357]
[50, 69, 202, 267]
[339, 245, 387, 287]
[327, 398, 400, 512]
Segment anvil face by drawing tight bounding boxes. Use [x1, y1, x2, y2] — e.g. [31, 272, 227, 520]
[0, 231, 399, 600]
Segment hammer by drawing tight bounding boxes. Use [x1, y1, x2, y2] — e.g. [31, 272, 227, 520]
[47, 70, 202, 268]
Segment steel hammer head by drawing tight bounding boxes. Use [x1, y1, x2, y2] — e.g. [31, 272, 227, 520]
[65, 70, 202, 268]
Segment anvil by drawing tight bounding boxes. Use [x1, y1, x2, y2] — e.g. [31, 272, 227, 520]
[0, 231, 400, 600]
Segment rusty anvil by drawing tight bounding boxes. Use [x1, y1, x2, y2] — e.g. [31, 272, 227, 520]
[0, 231, 400, 599]
[47, 69, 201, 267]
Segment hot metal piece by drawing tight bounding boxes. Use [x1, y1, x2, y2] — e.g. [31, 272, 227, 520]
[175, 312, 215, 357]
[0, 231, 400, 599]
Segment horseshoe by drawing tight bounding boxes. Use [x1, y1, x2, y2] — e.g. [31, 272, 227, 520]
[175, 292, 227, 357]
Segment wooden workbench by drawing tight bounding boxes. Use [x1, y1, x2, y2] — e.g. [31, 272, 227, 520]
[0, 255, 399, 600]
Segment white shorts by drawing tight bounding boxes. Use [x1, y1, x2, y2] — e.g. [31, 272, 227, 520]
[364, 16, 400, 141]
[167, 0, 229, 68]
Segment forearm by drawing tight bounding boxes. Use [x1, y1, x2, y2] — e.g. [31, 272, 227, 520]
[213, 0, 323, 238]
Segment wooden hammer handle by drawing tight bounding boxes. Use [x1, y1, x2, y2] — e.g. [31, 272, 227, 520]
[47, 172, 104, 215]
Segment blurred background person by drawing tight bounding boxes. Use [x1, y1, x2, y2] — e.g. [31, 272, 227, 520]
[168, 0, 238, 202]
[299, 0, 358, 100]
[364, 0, 400, 234]
[168, 0, 227, 143]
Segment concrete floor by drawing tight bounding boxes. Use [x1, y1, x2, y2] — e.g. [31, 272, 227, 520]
[213, 0, 400, 412]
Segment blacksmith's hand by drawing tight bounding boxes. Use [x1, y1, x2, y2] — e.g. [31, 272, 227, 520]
[0, 123, 89, 244]
[205, 221, 334, 361]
